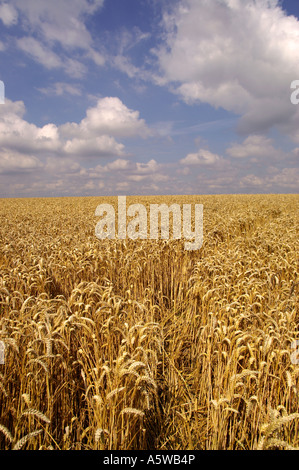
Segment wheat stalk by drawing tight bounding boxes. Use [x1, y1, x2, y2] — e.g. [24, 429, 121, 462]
[21, 409, 51, 424]
[12, 429, 43, 450]
[0, 424, 13, 443]
[121, 408, 145, 418]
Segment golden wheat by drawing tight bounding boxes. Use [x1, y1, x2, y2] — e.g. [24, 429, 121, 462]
[0, 194, 298, 449]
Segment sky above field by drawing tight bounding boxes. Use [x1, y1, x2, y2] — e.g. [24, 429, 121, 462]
[0, 0, 299, 197]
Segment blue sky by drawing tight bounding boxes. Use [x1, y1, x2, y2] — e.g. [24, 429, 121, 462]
[0, 0, 298, 197]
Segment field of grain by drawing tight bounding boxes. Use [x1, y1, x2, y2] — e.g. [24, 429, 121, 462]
[0, 194, 298, 450]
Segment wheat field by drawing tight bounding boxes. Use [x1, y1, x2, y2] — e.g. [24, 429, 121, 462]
[0, 194, 298, 450]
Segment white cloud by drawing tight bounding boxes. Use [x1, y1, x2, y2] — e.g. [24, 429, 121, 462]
[0, 98, 25, 119]
[84, 157, 167, 188]
[16, 37, 88, 77]
[0, 97, 151, 175]
[0, 96, 159, 195]
[83, 180, 96, 191]
[82, 97, 151, 138]
[239, 168, 299, 191]
[16, 37, 62, 69]
[45, 157, 81, 174]
[38, 82, 82, 97]
[90, 157, 162, 176]
[0, 99, 61, 154]
[239, 174, 264, 188]
[0, 2, 18, 26]
[226, 135, 282, 160]
[12, 0, 103, 48]
[88, 49, 105, 66]
[127, 172, 168, 183]
[113, 55, 142, 79]
[64, 58, 88, 79]
[60, 97, 151, 139]
[180, 149, 222, 165]
[127, 174, 148, 182]
[0, 150, 42, 173]
[135, 159, 161, 174]
[266, 167, 299, 188]
[126, 159, 168, 183]
[115, 181, 130, 191]
[106, 159, 132, 171]
[108, 26, 153, 83]
[4, 0, 105, 71]
[156, 0, 299, 137]
[64, 136, 125, 158]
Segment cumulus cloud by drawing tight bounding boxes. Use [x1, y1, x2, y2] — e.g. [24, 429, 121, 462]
[44, 157, 81, 174]
[180, 149, 222, 166]
[0, 150, 42, 174]
[106, 159, 132, 171]
[93, 158, 163, 177]
[64, 136, 125, 158]
[0, 100, 61, 155]
[239, 168, 299, 191]
[239, 174, 264, 188]
[135, 159, 161, 174]
[155, 0, 299, 138]
[85, 157, 167, 187]
[0, 96, 160, 195]
[0, 97, 151, 172]
[270, 167, 299, 188]
[226, 135, 283, 160]
[60, 97, 151, 139]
